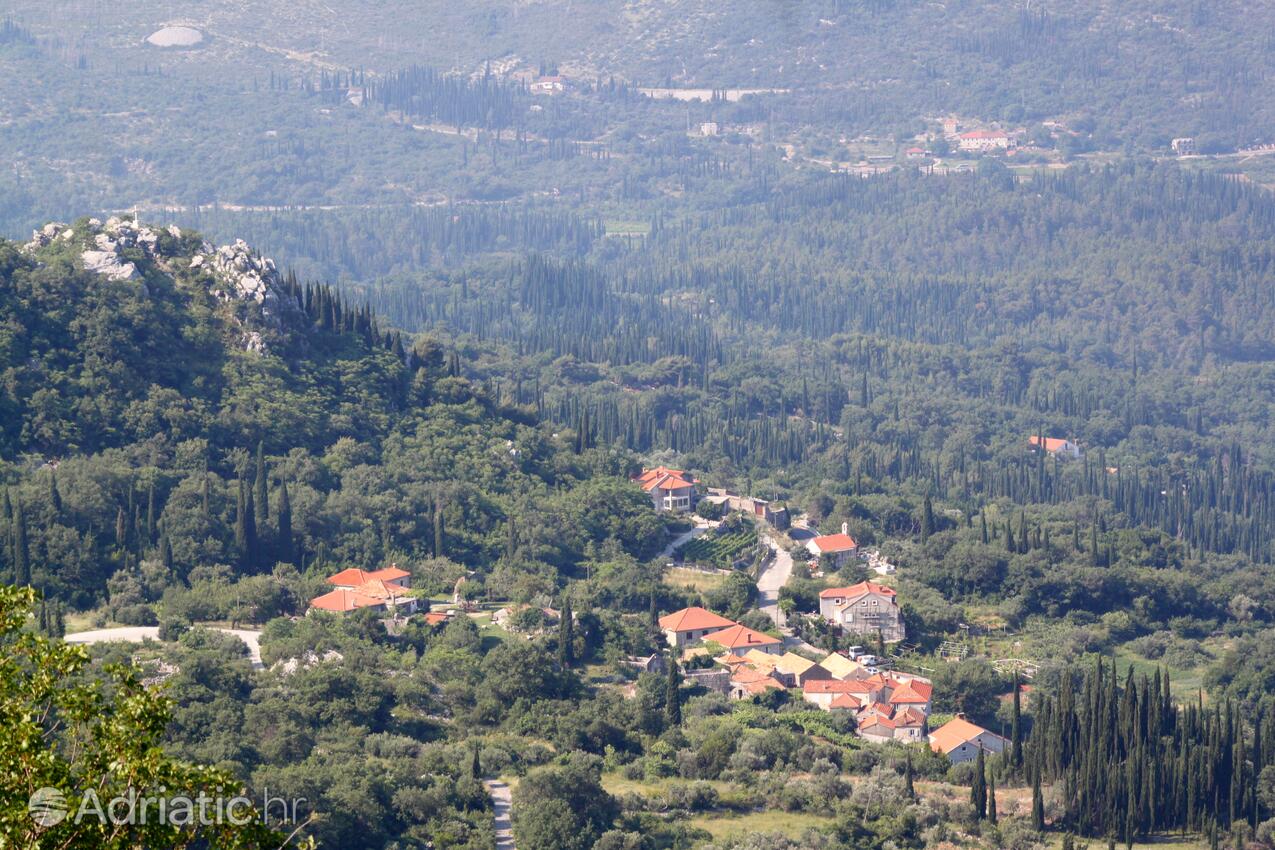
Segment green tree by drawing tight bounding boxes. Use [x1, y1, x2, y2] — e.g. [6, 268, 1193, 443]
[971, 746, 987, 820]
[0, 585, 296, 848]
[665, 654, 682, 728]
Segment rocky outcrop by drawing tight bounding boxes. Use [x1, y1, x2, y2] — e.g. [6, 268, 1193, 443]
[26, 216, 304, 355]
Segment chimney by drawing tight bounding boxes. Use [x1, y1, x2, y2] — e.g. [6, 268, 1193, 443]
[841, 522, 849, 535]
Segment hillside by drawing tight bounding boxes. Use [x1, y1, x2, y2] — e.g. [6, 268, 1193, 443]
[0, 216, 668, 608]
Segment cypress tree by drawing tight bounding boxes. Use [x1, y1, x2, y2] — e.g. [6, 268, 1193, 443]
[244, 487, 258, 569]
[1012, 673, 1024, 769]
[201, 475, 211, 520]
[1032, 771, 1046, 830]
[160, 528, 174, 572]
[235, 479, 249, 560]
[146, 482, 157, 545]
[557, 598, 574, 667]
[254, 441, 269, 526]
[972, 747, 988, 820]
[905, 752, 915, 800]
[53, 601, 65, 638]
[989, 776, 998, 824]
[12, 499, 30, 586]
[471, 743, 482, 779]
[49, 471, 62, 514]
[665, 654, 682, 728]
[921, 495, 934, 541]
[277, 481, 293, 565]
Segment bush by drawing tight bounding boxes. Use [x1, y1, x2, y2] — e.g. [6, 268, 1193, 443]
[157, 616, 190, 641]
[115, 603, 158, 626]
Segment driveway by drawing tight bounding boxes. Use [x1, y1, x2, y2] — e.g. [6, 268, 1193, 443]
[65, 625, 264, 670]
[658, 516, 716, 559]
[485, 780, 515, 850]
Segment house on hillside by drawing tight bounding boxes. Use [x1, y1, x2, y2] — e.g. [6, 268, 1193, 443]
[1028, 435, 1082, 459]
[819, 651, 868, 681]
[658, 606, 737, 649]
[806, 523, 859, 567]
[728, 666, 787, 700]
[958, 130, 1011, 152]
[801, 678, 882, 710]
[817, 581, 906, 642]
[636, 466, 699, 512]
[309, 565, 417, 615]
[530, 75, 566, 95]
[707, 623, 784, 655]
[858, 706, 928, 743]
[929, 716, 1009, 763]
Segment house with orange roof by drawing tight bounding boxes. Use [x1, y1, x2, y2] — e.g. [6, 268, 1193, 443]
[704, 623, 784, 655]
[658, 606, 737, 648]
[885, 675, 933, 714]
[801, 678, 883, 710]
[805, 523, 860, 567]
[310, 568, 418, 616]
[326, 565, 411, 591]
[636, 466, 699, 512]
[929, 716, 1009, 763]
[819, 651, 868, 681]
[728, 665, 787, 699]
[828, 693, 865, 713]
[958, 129, 1011, 152]
[1028, 434, 1082, 459]
[818, 581, 905, 642]
[858, 706, 928, 743]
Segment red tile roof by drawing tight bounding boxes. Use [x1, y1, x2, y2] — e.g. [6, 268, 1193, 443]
[929, 716, 1006, 754]
[829, 694, 864, 710]
[818, 580, 895, 600]
[810, 532, 858, 553]
[637, 466, 697, 492]
[1029, 435, 1073, 453]
[658, 606, 737, 633]
[707, 623, 782, 650]
[326, 566, 410, 587]
[804, 679, 876, 695]
[959, 130, 1008, 139]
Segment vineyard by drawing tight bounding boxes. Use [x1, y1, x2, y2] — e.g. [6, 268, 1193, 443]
[676, 524, 759, 568]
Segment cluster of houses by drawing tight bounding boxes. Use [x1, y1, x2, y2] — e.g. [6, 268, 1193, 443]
[658, 602, 1005, 759]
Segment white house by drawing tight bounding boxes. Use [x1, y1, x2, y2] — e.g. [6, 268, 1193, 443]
[1029, 435, 1082, 460]
[818, 581, 906, 642]
[929, 716, 1010, 763]
[806, 523, 859, 567]
[658, 606, 737, 649]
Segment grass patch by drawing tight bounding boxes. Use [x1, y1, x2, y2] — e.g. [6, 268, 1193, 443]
[687, 809, 834, 841]
[664, 566, 730, 593]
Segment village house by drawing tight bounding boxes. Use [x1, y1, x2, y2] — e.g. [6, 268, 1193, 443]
[1028, 435, 1082, 459]
[705, 623, 784, 655]
[958, 130, 1011, 152]
[817, 581, 906, 643]
[857, 706, 928, 743]
[801, 678, 882, 710]
[1171, 137, 1196, 155]
[309, 565, 418, 615]
[658, 606, 737, 648]
[703, 488, 790, 528]
[728, 666, 786, 700]
[929, 716, 1010, 763]
[637, 466, 699, 512]
[806, 523, 859, 566]
[732, 649, 832, 687]
[530, 75, 565, 95]
[819, 651, 869, 680]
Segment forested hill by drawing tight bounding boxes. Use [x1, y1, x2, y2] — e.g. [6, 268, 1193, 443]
[0, 216, 668, 609]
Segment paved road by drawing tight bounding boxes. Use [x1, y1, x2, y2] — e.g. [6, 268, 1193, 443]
[65, 625, 264, 670]
[485, 780, 515, 850]
[756, 531, 794, 627]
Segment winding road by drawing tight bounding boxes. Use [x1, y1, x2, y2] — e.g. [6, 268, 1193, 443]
[64, 625, 264, 670]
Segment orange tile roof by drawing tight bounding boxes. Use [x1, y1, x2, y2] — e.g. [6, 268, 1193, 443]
[707, 623, 782, 650]
[717, 653, 750, 666]
[829, 694, 864, 710]
[658, 606, 738, 633]
[804, 679, 875, 695]
[1029, 435, 1073, 453]
[310, 588, 388, 612]
[810, 532, 858, 553]
[326, 565, 410, 587]
[888, 680, 933, 704]
[735, 675, 786, 695]
[819, 580, 895, 599]
[929, 716, 1005, 754]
